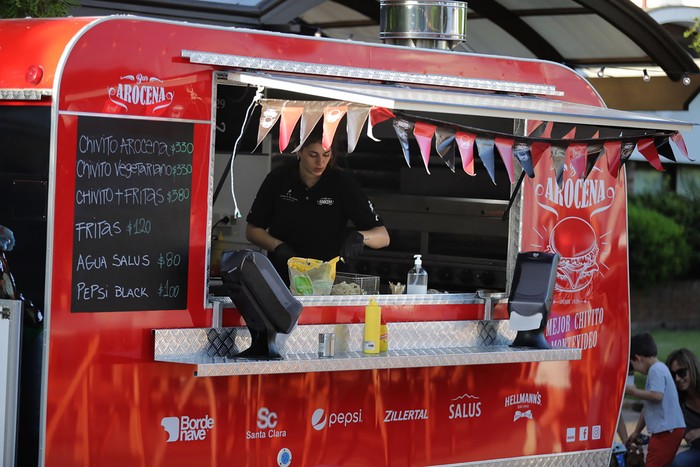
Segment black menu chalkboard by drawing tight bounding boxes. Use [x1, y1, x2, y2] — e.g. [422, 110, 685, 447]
[71, 116, 194, 312]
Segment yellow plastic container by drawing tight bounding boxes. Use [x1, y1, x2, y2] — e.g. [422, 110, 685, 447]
[363, 298, 381, 354]
[380, 319, 388, 352]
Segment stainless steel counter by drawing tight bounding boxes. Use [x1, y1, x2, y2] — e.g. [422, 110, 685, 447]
[153, 320, 580, 377]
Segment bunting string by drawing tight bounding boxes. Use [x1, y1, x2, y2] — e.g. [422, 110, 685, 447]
[253, 99, 691, 185]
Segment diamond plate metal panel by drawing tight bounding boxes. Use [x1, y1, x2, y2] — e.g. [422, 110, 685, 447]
[153, 320, 580, 377]
[0, 89, 51, 100]
[183, 50, 561, 95]
[427, 449, 611, 466]
[207, 292, 482, 308]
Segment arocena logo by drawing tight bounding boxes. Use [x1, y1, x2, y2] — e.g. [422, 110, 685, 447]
[160, 414, 215, 442]
[108, 73, 174, 113]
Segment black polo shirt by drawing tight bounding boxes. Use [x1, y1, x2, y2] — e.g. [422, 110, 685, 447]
[247, 160, 384, 261]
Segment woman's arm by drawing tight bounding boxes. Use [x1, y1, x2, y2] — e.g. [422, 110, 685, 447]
[358, 225, 390, 249]
[246, 224, 284, 252]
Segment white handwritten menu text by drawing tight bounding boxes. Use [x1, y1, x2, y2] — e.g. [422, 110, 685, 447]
[71, 117, 193, 312]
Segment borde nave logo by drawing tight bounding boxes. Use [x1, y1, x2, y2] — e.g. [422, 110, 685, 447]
[161, 414, 215, 442]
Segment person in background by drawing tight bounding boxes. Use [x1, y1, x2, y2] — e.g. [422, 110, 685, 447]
[0, 224, 15, 252]
[246, 125, 390, 283]
[625, 332, 685, 467]
[666, 348, 700, 467]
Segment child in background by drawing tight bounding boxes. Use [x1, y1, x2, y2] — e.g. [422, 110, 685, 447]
[626, 332, 686, 467]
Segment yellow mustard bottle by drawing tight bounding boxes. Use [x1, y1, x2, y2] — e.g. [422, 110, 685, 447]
[380, 317, 388, 352]
[363, 297, 381, 354]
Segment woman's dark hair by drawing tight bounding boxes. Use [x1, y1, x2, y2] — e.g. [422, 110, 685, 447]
[295, 123, 347, 169]
[666, 348, 700, 400]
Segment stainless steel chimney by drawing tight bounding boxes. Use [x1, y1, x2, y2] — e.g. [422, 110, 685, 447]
[380, 0, 467, 50]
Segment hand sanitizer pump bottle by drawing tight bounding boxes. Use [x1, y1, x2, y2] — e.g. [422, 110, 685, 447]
[407, 254, 428, 294]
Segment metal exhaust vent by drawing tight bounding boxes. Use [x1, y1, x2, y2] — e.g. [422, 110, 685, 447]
[380, 0, 467, 50]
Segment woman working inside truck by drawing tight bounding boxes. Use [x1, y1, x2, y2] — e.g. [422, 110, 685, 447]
[246, 126, 390, 283]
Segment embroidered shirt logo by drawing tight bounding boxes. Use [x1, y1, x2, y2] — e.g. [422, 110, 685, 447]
[281, 189, 297, 202]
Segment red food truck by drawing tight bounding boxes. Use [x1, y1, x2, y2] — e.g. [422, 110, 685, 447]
[0, 13, 693, 467]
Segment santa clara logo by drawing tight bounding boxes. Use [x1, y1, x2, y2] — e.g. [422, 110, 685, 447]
[108, 73, 174, 113]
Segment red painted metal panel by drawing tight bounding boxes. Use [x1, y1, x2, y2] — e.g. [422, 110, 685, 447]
[0, 18, 95, 90]
[0, 16, 626, 465]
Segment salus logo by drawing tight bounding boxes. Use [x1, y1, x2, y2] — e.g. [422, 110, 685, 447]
[448, 393, 482, 420]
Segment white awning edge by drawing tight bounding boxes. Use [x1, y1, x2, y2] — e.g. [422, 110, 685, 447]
[227, 72, 696, 133]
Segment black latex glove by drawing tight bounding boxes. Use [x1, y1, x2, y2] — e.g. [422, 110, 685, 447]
[272, 242, 296, 265]
[340, 231, 364, 259]
[270, 242, 296, 284]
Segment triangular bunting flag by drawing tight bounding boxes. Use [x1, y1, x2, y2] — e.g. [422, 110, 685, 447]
[567, 142, 588, 179]
[347, 105, 370, 153]
[670, 132, 692, 161]
[620, 141, 636, 167]
[604, 141, 622, 177]
[513, 142, 535, 178]
[584, 143, 604, 179]
[530, 142, 550, 169]
[455, 132, 476, 175]
[290, 102, 324, 153]
[551, 144, 567, 188]
[475, 136, 497, 184]
[637, 138, 664, 171]
[528, 121, 553, 138]
[256, 100, 282, 150]
[494, 137, 515, 183]
[393, 119, 414, 167]
[368, 107, 396, 141]
[369, 106, 395, 126]
[414, 121, 437, 174]
[655, 137, 676, 162]
[435, 127, 456, 172]
[279, 104, 304, 152]
[322, 105, 348, 150]
[553, 123, 576, 139]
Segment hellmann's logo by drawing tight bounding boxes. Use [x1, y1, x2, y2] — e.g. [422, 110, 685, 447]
[161, 414, 214, 442]
[108, 74, 174, 113]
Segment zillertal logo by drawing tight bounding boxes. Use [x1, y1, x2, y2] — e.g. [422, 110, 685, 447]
[108, 73, 174, 113]
[384, 408, 428, 423]
[161, 414, 214, 442]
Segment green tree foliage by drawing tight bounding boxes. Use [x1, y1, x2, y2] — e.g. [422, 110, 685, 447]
[685, 17, 700, 54]
[628, 203, 691, 287]
[631, 192, 700, 277]
[0, 0, 79, 18]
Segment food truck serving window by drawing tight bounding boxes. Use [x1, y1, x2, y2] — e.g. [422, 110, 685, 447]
[226, 71, 694, 133]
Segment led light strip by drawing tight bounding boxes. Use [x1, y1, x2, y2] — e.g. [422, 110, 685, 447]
[182, 50, 563, 97]
[0, 89, 51, 100]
